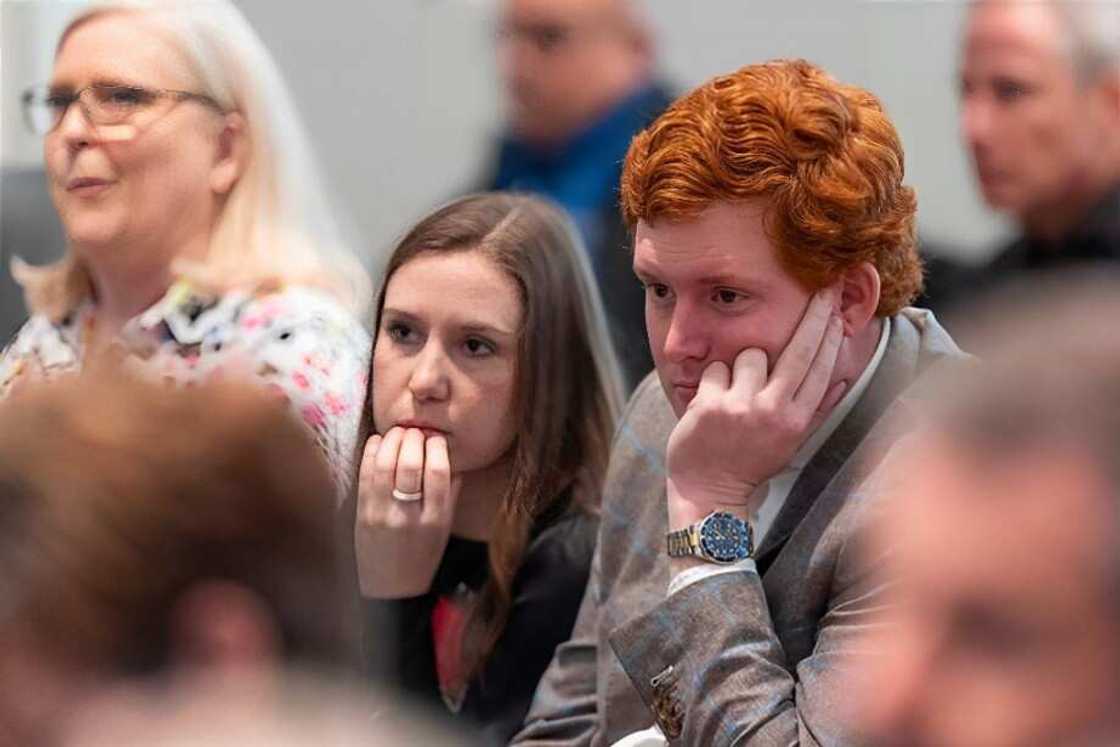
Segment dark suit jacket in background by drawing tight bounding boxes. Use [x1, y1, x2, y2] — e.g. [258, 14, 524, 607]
[514, 309, 966, 746]
[1, 168, 65, 342]
[925, 181, 1120, 320]
[981, 181, 1120, 281]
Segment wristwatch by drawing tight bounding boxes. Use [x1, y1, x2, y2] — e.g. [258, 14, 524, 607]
[666, 511, 753, 564]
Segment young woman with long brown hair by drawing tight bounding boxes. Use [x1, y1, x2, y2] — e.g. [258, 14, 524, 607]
[354, 192, 624, 743]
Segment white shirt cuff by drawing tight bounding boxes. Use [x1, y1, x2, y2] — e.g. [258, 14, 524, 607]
[668, 557, 757, 596]
[611, 725, 668, 747]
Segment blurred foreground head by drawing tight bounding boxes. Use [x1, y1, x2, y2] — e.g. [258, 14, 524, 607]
[0, 369, 358, 745]
[859, 273, 1120, 746]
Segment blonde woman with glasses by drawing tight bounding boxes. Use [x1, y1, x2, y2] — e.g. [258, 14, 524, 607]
[3, 0, 371, 491]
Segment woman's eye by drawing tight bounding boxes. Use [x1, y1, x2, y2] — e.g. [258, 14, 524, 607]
[45, 93, 74, 111]
[99, 86, 150, 108]
[385, 322, 416, 344]
[714, 289, 743, 305]
[463, 337, 496, 357]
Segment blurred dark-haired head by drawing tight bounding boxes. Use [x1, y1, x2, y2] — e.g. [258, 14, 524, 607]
[0, 367, 358, 744]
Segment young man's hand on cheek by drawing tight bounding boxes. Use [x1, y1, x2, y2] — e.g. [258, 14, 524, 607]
[665, 287, 846, 531]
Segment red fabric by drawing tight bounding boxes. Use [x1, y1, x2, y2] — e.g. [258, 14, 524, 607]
[432, 594, 468, 705]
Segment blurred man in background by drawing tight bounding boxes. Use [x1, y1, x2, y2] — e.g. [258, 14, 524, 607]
[959, 0, 1120, 288]
[482, 0, 672, 390]
[858, 275, 1120, 746]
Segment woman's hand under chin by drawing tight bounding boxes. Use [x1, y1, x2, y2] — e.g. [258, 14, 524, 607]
[354, 426, 461, 599]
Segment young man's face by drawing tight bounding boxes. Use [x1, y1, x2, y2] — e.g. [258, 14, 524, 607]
[633, 200, 832, 418]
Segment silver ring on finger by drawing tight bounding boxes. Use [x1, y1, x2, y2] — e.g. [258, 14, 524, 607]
[391, 488, 423, 502]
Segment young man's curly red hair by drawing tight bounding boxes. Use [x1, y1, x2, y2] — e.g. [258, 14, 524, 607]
[620, 59, 923, 316]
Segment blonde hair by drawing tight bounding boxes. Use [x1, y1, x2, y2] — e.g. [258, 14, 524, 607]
[15, 0, 371, 319]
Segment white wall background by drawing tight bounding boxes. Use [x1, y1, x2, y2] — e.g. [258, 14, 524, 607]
[2, 1, 83, 172]
[1, 0, 1010, 274]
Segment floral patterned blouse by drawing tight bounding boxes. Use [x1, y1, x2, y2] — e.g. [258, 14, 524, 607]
[0, 281, 371, 495]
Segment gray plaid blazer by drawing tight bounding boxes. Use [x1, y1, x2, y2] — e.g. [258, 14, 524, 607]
[513, 309, 965, 746]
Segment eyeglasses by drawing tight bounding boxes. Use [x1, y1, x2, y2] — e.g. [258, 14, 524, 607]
[21, 83, 225, 137]
[495, 15, 622, 56]
[495, 22, 576, 55]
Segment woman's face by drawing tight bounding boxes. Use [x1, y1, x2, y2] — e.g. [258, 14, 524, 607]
[372, 251, 522, 474]
[45, 12, 234, 268]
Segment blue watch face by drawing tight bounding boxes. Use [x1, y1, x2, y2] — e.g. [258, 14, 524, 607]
[699, 512, 752, 562]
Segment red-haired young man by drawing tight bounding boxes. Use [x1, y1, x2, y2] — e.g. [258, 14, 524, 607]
[514, 59, 967, 746]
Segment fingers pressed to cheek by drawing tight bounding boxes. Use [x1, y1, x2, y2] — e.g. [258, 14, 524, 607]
[731, 347, 767, 396]
[697, 359, 731, 399]
[825, 313, 845, 363]
[813, 284, 841, 318]
[395, 428, 426, 494]
[809, 287, 836, 322]
[773, 289, 835, 394]
[795, 315, 845, 408]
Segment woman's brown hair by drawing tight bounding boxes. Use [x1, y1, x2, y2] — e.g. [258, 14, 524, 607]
[370, 192, 625, 680]
[0, 367, 358, 676]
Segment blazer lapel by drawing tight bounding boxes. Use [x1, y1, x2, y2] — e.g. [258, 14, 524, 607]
[754, 318, 920, 575]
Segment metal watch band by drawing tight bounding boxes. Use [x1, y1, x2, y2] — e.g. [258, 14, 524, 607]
[666, 511, 754, 564]
[666, 525, 701, 558]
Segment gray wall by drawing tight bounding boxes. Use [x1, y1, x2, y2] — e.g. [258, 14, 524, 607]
[1, 0, 1010, 330]
[230, 0, 1010, 262]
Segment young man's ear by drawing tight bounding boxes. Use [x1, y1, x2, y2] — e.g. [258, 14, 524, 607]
[837, 261, 881, 336]
[210, 112, 248, 196]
